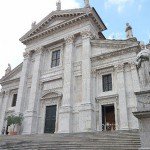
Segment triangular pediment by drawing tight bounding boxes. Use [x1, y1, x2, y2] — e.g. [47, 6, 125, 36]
[20, 7, 107, 44]
[0, 63, 22, 84]
[41, 90, 62, 100]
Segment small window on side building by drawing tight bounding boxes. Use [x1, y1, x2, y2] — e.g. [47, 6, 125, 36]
[102, 74, 112, 92]
[12, 94, 17, 107]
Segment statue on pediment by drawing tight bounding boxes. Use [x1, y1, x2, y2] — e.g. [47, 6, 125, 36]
[5, 63, 11, 75]
[125, 23, 133, 39]
[31, 21, 36, 28]
[56, 0, 61, 11]
[135, 42, 150, 90]
[84, 0, 90, 7]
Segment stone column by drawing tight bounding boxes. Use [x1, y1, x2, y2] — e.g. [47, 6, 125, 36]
[0, 91, 10, 134]
[15, 51, 31, 114]
[22, 47, 43, 134]
[79, 30, 94, 132]
[58, 35, 74, 133]
[116, 64, 129, 130]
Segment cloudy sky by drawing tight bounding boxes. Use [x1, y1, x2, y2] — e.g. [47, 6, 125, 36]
[0, 0, 149, 79]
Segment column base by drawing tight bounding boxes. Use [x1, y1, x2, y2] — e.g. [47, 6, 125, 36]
[79, 103, 95, 132]
[58, 106, 73, 133]
[22, 110, 38, 135]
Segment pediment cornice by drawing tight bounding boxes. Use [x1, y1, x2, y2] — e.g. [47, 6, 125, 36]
[0, 63, 22, 85]
[91, 46, 140, 62]
[20, 7, 107, 44]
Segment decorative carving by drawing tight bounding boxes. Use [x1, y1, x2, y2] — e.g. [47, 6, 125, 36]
[65, 35, 75, 44]
[35, 46, 45, 55]
[115, 64, 124, 72]
[130, 62, 137, 70]
[81, 30, 95, 40]
[96, 67, 114, 75]
[5, 64, 11, 75]
[23, 51, 31, 58]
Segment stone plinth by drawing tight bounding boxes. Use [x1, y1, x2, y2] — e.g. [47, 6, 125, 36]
[133, 90, 150, 150]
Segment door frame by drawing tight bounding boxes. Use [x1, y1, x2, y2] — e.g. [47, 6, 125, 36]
[102, 104, 115, 131]
[96, 94, 119, 131]
[44, 105, 57, 133]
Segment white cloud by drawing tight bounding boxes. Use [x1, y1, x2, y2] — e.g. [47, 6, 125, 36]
[105, 0, 134, 13]
[0, 0, 80, 80]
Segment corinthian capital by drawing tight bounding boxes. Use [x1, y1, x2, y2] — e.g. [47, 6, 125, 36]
[115, 64, 124, 72]
[34, 46, 45, 55]
[65, 35, 75, 44]
[23, 51, 30, 58]
[81, 29, 95, 39]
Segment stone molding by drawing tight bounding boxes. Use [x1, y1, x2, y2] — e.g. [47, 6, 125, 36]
[115, 64, 124, 72]
[65, 35, 75, 44]
[78, 103, 94, 111]
[20, 7, 107, 44]
[96, 94, 119, 107]
[91, 46, 139, 62]
[81, 29, 95, 40]
[41, 90, 62, 100]
[96, 94, 119, 102]
[96, 66, 114, 75]
[59, 106, 73, 114]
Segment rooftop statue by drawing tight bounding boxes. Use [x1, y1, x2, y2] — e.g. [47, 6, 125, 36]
[84, 0, 90, 7]
[5, 63, 11, 75]
[56, 0, 61, 11]
[125, 23, 133, 39]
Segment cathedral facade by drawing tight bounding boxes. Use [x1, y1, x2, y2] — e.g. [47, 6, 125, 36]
[0, 1, 146, 135]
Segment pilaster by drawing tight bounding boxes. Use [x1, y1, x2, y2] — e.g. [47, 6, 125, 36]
[22, 47, 44, 135]
[78, 30, 94, 132]
[0, 90, 10, 134]
[58, 35, 74, 133]
[15, 51, 31, 114]
[115, 64, 129, 130]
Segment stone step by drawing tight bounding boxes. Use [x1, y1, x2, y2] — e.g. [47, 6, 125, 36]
[0, 131, 141, 150]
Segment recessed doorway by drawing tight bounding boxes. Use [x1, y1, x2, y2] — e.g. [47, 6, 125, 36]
[102, 105, 115, 131]
[44, 105, 57, 133]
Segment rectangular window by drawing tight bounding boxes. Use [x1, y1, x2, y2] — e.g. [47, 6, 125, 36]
[102, 74, 112, 92]
[12, 94, 17, 107]
[51, 50, 60, 68]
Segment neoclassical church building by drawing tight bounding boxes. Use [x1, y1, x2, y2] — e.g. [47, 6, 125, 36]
[0, 0, 148, 135]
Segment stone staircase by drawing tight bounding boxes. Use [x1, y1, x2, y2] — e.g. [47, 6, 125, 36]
[0, 130, 141, 150]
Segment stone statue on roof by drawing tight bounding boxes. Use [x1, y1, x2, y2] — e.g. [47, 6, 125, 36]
[125, 23, 133, 39]
[84, 0, 90, 7]
[5, 63, 11, 75]
[31, 21, 36, 29]
[56, 0, 61, 11]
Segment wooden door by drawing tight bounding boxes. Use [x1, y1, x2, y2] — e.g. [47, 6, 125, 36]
[44, 105, 57, 133]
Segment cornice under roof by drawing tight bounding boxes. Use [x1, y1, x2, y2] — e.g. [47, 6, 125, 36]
[20, 7, 107, 44]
